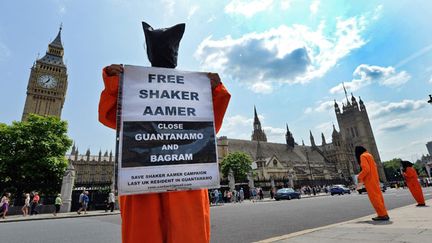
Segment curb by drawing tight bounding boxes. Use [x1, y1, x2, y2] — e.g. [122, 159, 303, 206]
[254, 199, 431, 243]
[0, 211, 120, 223]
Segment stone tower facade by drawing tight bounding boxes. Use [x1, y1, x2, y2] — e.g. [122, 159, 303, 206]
[251, 106, 267, 142]
[22, 26, 68, 121]
[334, 93, 387, 182]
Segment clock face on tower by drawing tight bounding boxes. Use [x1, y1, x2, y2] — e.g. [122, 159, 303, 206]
[37, 75, 58, 89]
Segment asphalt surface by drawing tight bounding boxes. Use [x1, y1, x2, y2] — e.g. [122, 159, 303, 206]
[0, 188, 431, 243]
[211, 187, 432, 243]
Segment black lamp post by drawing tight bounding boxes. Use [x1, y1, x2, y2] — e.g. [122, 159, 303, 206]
[428, 94, 432, 104]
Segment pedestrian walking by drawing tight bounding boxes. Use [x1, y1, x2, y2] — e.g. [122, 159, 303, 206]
[259, 188, 264, 200]
[401, 160, 426, 207]
[0, 192, 11, 219]
[54, 194, 62, 216]
[239, 188, 244, 202]
[30, 192, 40, 215]
[78, 191, 89, 214]
[355, 146, 389, 221]
[107, 191, 115, 212]
[270, 188, 275, 199]
[22, 193, 30, 216]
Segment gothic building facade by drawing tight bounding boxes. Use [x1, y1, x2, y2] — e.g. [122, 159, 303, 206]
[22, 27, 68, 121]
[218, 95, 387, 186]
[67, 144, 114, 186]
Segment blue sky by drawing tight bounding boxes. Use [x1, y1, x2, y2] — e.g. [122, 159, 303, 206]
[1, 0, 432, 161]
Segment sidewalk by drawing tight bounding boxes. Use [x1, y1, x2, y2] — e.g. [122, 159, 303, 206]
[258, 199, 432, 243]
[0, 210, 120, 223]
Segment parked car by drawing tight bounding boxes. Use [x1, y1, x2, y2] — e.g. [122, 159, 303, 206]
[330, 185, 351, 195]
[274, 188, 301, 200]
[357, 182, 387, 194]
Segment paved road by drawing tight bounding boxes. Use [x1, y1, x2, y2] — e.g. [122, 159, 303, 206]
[211, 187, 432, 243]
[0, 188, 431, 243]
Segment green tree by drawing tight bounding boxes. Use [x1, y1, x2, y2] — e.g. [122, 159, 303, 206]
[0, 114, 72, 199]
[220, 152, 253, 182]
[413, 160, 428, 177]
[382, 158, 403, 182]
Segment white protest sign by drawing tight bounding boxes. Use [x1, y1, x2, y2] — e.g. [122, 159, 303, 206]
[117, 65, 220, 195]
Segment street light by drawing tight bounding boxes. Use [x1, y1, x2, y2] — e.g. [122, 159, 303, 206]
[428, 94, 432, 104]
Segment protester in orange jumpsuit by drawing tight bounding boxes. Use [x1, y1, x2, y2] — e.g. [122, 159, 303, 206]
[98, 22, 231, 243]
[355, 146, 389, 221]
[401, 160, 426, 206]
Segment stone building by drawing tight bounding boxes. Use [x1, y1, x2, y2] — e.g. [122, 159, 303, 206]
[67, 143, 114, 186]
[218, 93, 387, 186]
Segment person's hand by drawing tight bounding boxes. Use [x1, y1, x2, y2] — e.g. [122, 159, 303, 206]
[105, 64, 124, 76]
[356, 182, 364, 191]
[208, 72, 221, 89]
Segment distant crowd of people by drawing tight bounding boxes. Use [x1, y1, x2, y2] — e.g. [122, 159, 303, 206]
[0, 190, 116, 219]
[0, 191, 62, 219]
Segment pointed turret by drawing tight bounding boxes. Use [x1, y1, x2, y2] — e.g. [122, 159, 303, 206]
[86, 148, 91, 161]
[251, 106, 267, 142]
[359, 96, 366, 111]
[39, 25, 65, 66]
[309, 130, 316, 147]
[332, 124, 339, 138]
[98, 149, 102, 162]
[321, 132, 326, 146]
[254, 105, 259, 124]
[334, 100, 341, 115]
[109, 150, 113, 162]
[71, 142, 76, 155]
[49, 25, 64, 50]
[74, 148, 79, 160]
[351, 93, 358, 109]
[285, 124, 295, 149]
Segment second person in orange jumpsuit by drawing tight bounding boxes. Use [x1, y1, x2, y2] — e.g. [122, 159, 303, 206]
[401, 160, 426, 207]
[355, 146, 389, 221]
[98, 22, 231, 243]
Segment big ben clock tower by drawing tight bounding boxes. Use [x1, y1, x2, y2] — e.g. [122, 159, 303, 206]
[22, 26, 68, 121]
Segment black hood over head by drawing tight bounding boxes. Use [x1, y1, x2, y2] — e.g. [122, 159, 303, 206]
[142, 22, 185, 68]
[401, 160, 414, 171]
[355, 146, 367, 164]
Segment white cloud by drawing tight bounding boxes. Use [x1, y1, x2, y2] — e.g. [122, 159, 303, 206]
[225, 0, 274, 18]
[366, 99, 428, 119]
[187, 5, 199, 20]
[251, 82, 273, 94]
[377, 117, 432, 132]
[218, 115, 253, 140]
[196, 15, 369, 93]
[429, 75, 432, 83]
[280, 0, 292, 10]
[218, 114, 287, 143]
[310, 0, 320, 15]
[263, 126, 286, 142]
[329, 64, 411, 94]
[304, 100, 337, 114]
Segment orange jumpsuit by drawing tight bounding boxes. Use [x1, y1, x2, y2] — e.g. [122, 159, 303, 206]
[98, 67, 231, 243]
[404, 167, 425, 205]
[357, 152, 388, 217]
